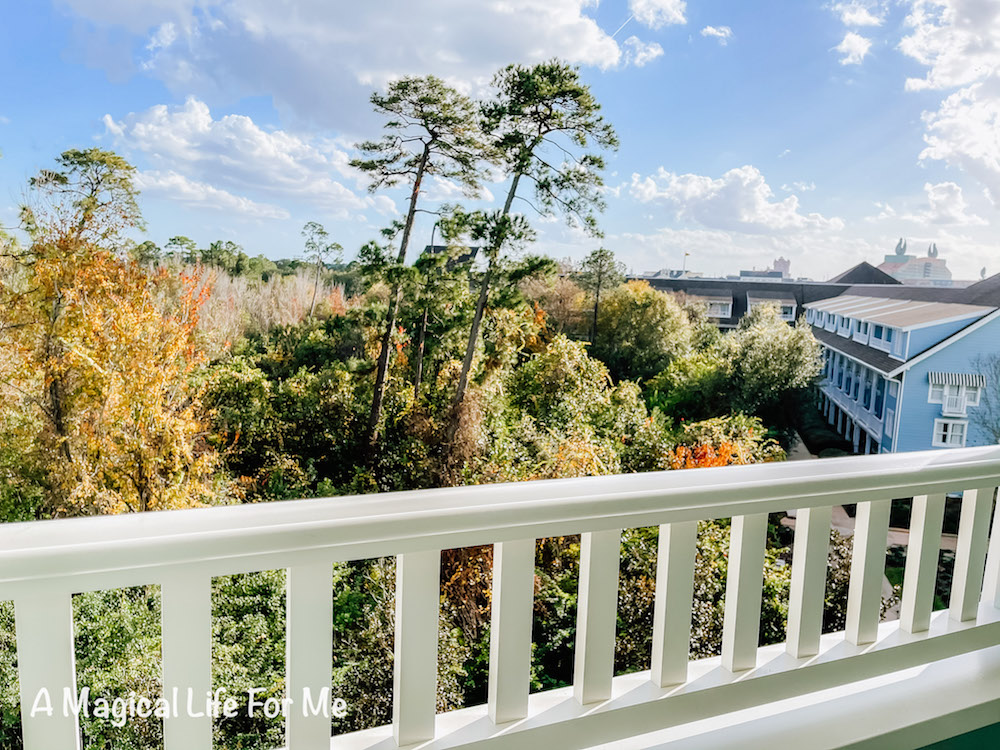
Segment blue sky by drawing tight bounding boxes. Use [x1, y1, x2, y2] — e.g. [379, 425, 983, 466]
[1, 0, 998, 280]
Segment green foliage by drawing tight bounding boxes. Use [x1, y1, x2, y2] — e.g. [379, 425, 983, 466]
[73, 588, 163, 750]
[594, 280, 693, 381]
[722, 304, 822, 419]
[23, 148, 144, 246]
[0, 602, 20, 750]
[644, 302, 822, 434]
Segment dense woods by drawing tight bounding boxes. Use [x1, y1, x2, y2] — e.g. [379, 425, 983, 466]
[0, 61, 848, 749]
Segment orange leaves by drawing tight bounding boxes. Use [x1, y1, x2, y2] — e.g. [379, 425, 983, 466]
[667, 441, 744, 470]
[4, 233, 218, 515]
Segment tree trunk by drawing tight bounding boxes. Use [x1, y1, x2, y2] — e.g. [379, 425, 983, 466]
[413, 305, 429, 398]
[447, 172, 523, 444]
[308, 260, 321, 319]
[591, 282, 600, 344]
[451, 261, 492, 411]
[366, 144, 431, 457]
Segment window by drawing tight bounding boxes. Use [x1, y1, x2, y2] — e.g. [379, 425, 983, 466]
[863, 371, 873, 410]
[874, 378, 886, 419]
[929, 383, 980, 416]
[886, 328, 894, 342]
[780, 304, 795, 319]
[933, 419, 967, 447]
[707, 301, 732, 318]
[844, 363, 853, 394]
[885, 408, 895, 438]
[889, 381, 899, 398]
[852, 365, 861, 400]
[873, 325, 884, 338]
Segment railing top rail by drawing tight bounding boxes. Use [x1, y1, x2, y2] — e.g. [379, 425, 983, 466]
[2, 447, 999, 594]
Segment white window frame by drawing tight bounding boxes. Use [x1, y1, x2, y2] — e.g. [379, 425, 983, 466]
[884, 408, 895, 439]
[928, 383, 980, 416]
[706, 301, 732, 318]
[933, 418, 968, 448]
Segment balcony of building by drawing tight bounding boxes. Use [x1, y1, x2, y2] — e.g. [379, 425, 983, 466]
[2, 448, 1000, 750]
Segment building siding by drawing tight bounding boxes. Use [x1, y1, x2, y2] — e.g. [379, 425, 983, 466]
[894, 319, 1000, 451]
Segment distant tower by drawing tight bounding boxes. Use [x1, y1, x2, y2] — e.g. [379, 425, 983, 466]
[928, 243, 938, 258]
[982, 267, 988, 280]
[771, 256, 791, 278]
[894, 237, 905, 256]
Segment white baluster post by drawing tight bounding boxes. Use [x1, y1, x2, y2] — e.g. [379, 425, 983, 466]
[393, 550, 440, 746]
[488, 538, 536, 724]
[722, 513, 768, 672]
[950, 486, 997, 622]
[162, 573, 213, 750]
[845, 499, 891, 645]
[899, 494, 945, 634]
[573, 529, 621, 705]
[650, 521, 697, 686]
[786, 505, 832, 658]
[15, 590, 81, 750]
[984, 492, 1000, 609]
[287, 563, 333, 749]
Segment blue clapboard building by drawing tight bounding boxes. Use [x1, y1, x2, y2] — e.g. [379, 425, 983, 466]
[805, 279, 1000, 454]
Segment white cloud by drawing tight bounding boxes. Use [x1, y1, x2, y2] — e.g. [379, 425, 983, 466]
[623, 36, 664, 67]
[781, 181, 817, 192]
[629, 165, 843, 233]
[833, 2, 885, 27]
[700, 26, 733, 45]
[778, 148, 791, 158]
[422, 176, 495, 203]
[104, 97, 382, 219]
[919, 77, 1000, 207]
[616, 226, 883, 281]
[135, 170, 290, 219]
[915, 181, 987, 224]
[866, 182, 986, 226]
[628, 0, 687, 29]
[60, 0, 628, 130]
[835, 32, 872, 65]
[900, 0, 1000, 91]
[0, 115, 9, 125]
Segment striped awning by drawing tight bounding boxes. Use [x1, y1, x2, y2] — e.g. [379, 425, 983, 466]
[928, 371, 986, 388]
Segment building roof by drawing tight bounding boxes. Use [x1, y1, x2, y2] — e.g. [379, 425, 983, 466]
[828, 262, 901, 285]
[747, 290, 796, 304]
[804, 295, 994, 330]
[687, 292, 734, 303]
[811, 326, 902, 375]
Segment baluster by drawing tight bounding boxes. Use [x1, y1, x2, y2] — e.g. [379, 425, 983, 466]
[845, 499, 891, 645]
[950, 486, 997, 622]
[573, 528, 621, 704]
[392, 550, 440, 746]
[286, 563, 333, 749]
[899, 494, 945, 633]
[15, 590, 81, 750]
[162, 573, 213, 750]
[650, 521, 697, 686]
[488, 539, 535, 724]
[786, 505, 832, 658]
[984, 493, 1000, 609]
[721, 513, 768, 672]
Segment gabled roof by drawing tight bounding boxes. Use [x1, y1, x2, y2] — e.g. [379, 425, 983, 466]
[828, 262, 901, 285]
[747, 290, 796, 303]
[804, 295, 994, 330]
[811, 326, 901, 376]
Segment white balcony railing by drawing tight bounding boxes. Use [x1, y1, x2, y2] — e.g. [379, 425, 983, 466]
[3, 448, 1000, 750]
